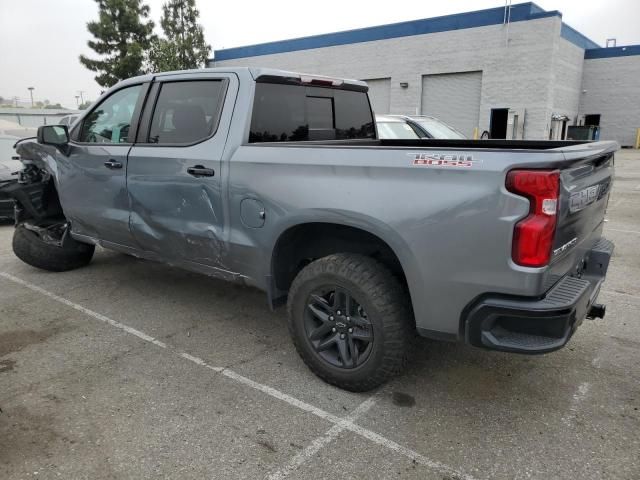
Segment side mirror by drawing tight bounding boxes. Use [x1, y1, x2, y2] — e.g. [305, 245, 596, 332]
[37, 125, 69, 147]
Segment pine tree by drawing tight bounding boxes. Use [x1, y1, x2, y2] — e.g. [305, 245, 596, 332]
[80, 0, 156, 88]
[149, 0, 211, 72]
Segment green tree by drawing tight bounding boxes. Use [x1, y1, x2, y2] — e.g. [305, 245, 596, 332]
[147, 38, 182, 72]
[80, 0, 155, 88]
[78, 101, 93, 110]
[148, 0, 211, 72]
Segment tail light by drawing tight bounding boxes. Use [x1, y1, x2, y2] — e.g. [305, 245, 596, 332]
[506, 169, 560, 267]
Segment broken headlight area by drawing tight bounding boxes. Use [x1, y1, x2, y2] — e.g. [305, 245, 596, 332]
[1, 141, 66, 232]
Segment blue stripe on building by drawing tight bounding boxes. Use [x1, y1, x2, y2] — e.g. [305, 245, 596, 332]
[585, 45, 640, 59]
[212, 2, 600, 62]
[560, 23, 600, 50]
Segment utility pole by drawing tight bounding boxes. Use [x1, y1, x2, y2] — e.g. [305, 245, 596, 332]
[28, 87, 35, 107]
[75, 95, 80, 107]
[78, 90, 85, 105]
[12, 96, 19, 107]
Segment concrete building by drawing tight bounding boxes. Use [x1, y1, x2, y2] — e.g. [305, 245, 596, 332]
[210, 2, 640, 146]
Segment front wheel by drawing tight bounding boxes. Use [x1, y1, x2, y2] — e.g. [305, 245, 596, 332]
[12, 222, 95, 272]
[287, 253, 413, 392]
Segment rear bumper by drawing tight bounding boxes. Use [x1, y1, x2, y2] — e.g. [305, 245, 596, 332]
[464, 237, 614, 354]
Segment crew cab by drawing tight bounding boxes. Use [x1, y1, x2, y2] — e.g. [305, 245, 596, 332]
[3, 68, 615, 391]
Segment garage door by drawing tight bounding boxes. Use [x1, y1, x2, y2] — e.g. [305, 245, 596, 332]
[364, 78, 391, 114]
[421, 71, 482, 138]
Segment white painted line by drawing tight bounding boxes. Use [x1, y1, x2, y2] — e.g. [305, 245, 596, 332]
[221, 368, 344, 425]
[602, 289, 640, 302]
[179, 352, 224, 372]
[606, 228, 640, 235]
[342, 421, 478, 480]
[591, 356, 602, 369]
[0, 272, 478, 480]
[561, 382, 591, 426]
[0, 272, 168, 349]
[267, 396, 378, 480]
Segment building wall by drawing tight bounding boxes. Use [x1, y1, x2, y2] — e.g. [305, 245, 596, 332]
[579, 55, 640, 147]
[550, 37, 585, 135]
[213, 16, 566, 140]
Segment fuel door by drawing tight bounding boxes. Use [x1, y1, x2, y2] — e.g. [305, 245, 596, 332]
[240, 198, 266, 228]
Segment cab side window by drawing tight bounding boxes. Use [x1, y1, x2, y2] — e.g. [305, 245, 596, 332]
[79, 85, 142, 143]
[148, 80, 225, 145]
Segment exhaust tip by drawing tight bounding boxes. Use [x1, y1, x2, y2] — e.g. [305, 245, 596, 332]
[587, 303, 606, 320]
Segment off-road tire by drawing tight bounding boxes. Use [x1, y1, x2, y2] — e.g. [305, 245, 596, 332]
[12, 224, 95, 272]
[287, 253, 413, 392]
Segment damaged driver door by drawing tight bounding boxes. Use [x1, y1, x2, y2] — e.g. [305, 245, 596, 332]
[64, 83, 147, 247]
[127, 73, 236, 269]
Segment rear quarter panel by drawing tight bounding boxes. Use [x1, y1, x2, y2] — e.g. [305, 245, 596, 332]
[226, 143, 586, 337]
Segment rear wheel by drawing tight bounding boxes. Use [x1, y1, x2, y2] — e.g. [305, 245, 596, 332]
[287, 253, 413, 391]
[12, 222, 95, 272]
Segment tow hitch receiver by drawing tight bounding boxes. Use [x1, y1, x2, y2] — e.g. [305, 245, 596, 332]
[587, 303, 606, 320]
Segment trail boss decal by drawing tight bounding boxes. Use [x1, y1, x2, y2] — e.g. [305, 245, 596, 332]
[569, 179, 611, 213]
[410, 153, 478, 168]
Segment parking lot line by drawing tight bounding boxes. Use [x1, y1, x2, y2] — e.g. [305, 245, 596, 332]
[266, 396, 378, 480]
[0, 272, 168, 349]
[602, 289, 640, 302]
[0, 271, 477, 480]
[561, 381, 591, 426]
[606, 227, 640, 235]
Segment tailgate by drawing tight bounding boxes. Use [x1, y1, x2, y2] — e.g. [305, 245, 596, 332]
[551, 141, 616, 271]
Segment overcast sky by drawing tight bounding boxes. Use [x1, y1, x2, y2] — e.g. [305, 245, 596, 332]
[1, 0, 638, 108]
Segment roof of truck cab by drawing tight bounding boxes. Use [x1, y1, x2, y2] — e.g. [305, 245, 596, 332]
[147, 67, 367, 88]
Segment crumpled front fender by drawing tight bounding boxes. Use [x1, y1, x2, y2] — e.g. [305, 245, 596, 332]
[16, 140, 60, 182]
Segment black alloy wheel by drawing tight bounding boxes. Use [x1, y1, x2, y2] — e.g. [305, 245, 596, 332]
[304, 286, 374, 369]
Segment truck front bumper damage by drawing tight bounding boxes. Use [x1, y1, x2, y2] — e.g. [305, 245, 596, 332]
[464, 237, 614, 354]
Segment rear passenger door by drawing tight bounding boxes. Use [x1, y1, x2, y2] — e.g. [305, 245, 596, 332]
[127, 73, 236, 267]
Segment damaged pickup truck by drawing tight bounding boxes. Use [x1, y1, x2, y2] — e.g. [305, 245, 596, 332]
[2, 67, 616, 391]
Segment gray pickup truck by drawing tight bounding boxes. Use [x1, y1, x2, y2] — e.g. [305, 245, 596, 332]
[3, 67, 615, 391]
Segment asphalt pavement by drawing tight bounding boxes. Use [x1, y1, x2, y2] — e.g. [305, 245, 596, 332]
[1, 149, 639, 479]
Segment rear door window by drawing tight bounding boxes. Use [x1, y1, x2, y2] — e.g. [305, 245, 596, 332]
[148, 80, 225, 145]
[249, 83, 374, 142]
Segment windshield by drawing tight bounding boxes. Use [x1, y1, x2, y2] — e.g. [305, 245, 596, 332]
[376, 121, 420, 139]
[414, 117, 466, 139]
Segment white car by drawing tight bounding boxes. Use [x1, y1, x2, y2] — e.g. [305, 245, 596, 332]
[375, 115, 421, 139]
[376, 114, 466, 139]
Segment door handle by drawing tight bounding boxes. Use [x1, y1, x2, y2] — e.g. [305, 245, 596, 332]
[104, 160, 123, 169]
[187, 165, 215, 177]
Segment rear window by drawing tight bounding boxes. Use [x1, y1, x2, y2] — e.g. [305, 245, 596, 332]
[249, 83, 375, 143]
